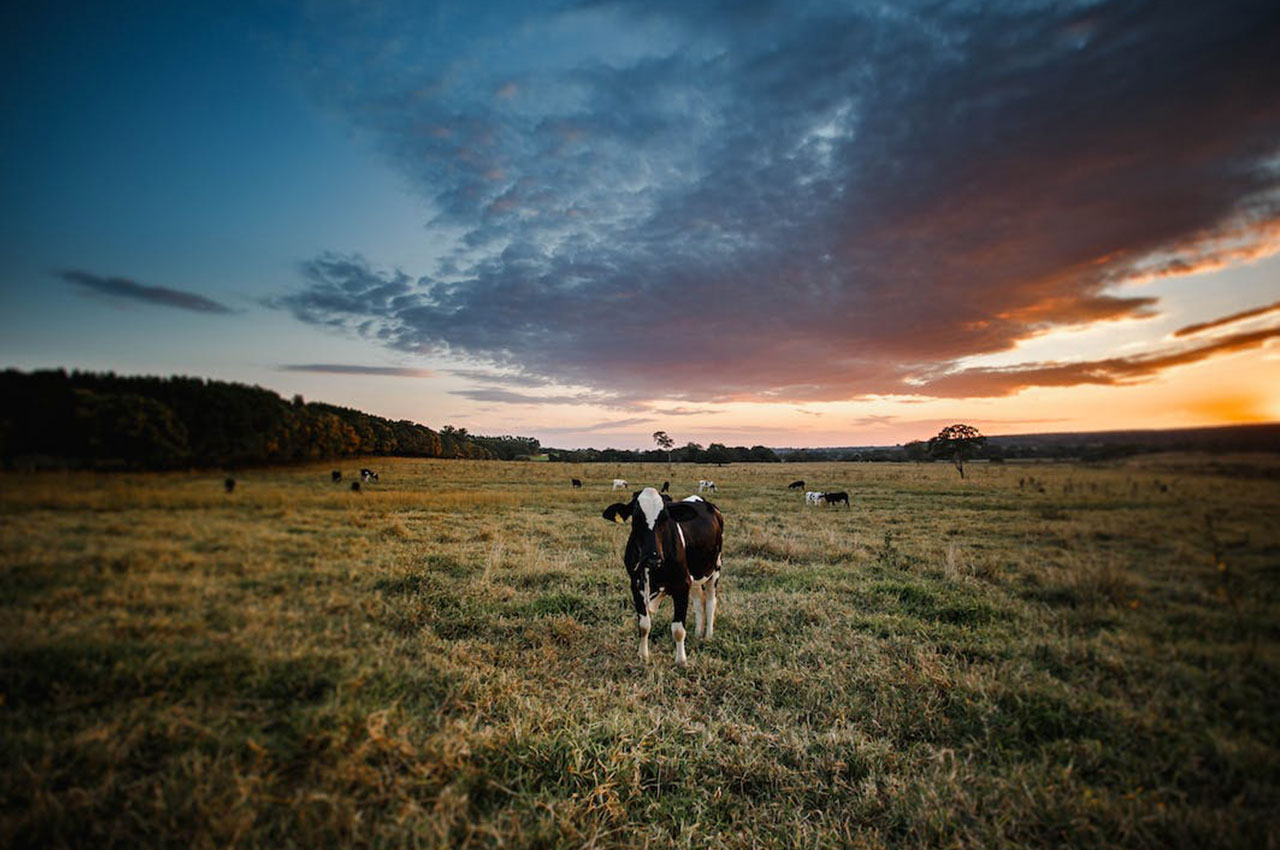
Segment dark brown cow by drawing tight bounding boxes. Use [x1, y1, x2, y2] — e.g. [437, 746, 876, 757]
[788, 480, 805, 489]
[821, 491, 850, 507]
[602, 487, 724, 665]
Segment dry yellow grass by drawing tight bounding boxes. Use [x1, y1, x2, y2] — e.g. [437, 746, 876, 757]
[1, 456, 1277, 848]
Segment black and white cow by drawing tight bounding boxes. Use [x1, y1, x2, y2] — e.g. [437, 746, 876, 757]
[822, 491, 850, 507]
[788, 480, 805, 489]
[612, 478, 628, 490]
[698, 479, 717, 493]
[360, 468, 379, 483]
[602, 487, 724, 666]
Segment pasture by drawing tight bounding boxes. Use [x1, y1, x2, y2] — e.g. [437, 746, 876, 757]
[2, 457, 1277, 848]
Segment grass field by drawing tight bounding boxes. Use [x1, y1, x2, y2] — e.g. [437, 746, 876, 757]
[2, 457, 1278, 848]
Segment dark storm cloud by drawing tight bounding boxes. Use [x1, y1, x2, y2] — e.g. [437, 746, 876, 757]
[62, 270, 234, 314]
[276, 0, 1280, 401]
[281, 364, 434, 377]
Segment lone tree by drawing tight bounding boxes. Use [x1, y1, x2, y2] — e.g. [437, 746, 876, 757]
[653, 430, 675, 463]
[928, 423, 986, 479]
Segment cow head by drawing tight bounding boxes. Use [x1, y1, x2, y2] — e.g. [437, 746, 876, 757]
[602, 487, 701, 577]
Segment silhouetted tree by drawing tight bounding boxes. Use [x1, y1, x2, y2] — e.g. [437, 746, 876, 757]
[928, 423, 986, 479]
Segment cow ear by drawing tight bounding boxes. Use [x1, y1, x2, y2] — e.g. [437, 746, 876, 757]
[660, 493, 672, 503]
[602, 503, 632, 523]
[666, 502, 702, 522]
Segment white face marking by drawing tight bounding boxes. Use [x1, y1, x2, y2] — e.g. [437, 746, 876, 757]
[636, 487, 665, 530]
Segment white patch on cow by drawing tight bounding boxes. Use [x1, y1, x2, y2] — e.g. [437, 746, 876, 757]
[805, 491, 822, 505]
[672, 621, 688, 666]
[636, 487, 665, 530]
[683, 495, 703, 502]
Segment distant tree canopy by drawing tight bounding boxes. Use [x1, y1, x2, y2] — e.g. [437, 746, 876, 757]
[546, 443, 781, 464]
[0, 369, 497, 470]
[928, 423, 987, 479]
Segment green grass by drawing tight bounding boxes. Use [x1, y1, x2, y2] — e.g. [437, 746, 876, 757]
[1, 456, 1278, 848]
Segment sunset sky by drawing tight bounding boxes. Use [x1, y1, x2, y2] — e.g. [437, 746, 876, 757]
[3, 0, 1279, 449]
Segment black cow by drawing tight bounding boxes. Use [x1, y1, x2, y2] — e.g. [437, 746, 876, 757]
[821, 491, 850, 507]
[660, 480, 670, 493]
[224, 477, 236, 494]
[602, 487, 724, 666]
[572, 478, 583, 488]
[788, 480, 805, 489]
[351, 481, 361, 492]
[331, 470, 342, 482]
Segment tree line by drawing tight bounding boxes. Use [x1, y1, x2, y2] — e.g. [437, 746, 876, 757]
[0, 369, 497, 470]
[546, 443, 781, 464]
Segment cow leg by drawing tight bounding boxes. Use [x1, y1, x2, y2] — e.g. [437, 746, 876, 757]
[692, 582, 706, 639]
[671, 589, 689, 666]
[705, 566, 721, 641]
[638, 613, 651, 661]
[632, 585, 651, 662]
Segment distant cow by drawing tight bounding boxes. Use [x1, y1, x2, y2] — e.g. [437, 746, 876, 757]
[350, 481, 361, 492]
[822, 491, 850, 507]
[788, 480, 805, 489]
[603, 487, 725, 666]
[698, 480, 716, 493]
[331, 470, 342, 482]
[360, 468, 379, 483]
[612, 479, 628, 490]
[661, 480, 670, 493]
[572, 478, 583, 488]
[805, 491, 823, 505]
[224, 477, 236, 494]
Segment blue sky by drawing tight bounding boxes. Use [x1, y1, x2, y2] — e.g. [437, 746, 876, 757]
[3, 0, 1279, 448]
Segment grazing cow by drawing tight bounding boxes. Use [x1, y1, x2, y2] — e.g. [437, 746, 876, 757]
[602, 487, 725, 666]
[572, 478, 583, 488]
[361, 468, 379, 483]
[822, 491, 850, 507]
[698, 479, 717, 493]
[612, 479, 628, 490]
[661, 480, 670, 493]
[351, 481, 361, 492]
[805, 491, 823, 505]
[788, 480, 805, 489]
[224, 477, 236, 494]
[331, 470, 342, 482]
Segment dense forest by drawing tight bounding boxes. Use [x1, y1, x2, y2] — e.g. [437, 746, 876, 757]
[0, 369, 497, 470]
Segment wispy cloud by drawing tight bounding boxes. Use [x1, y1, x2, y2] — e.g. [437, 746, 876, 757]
[272, 1, 1280, 401]
[62, 270, 234, 314]
[449, 387, 644, 410]
[1174, 299, 1280, 338]
[916, 326, 1280, 398]
[281, 364, 434, 377]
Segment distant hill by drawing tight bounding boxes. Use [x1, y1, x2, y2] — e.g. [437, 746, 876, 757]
[774, 422, 1280, 461]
